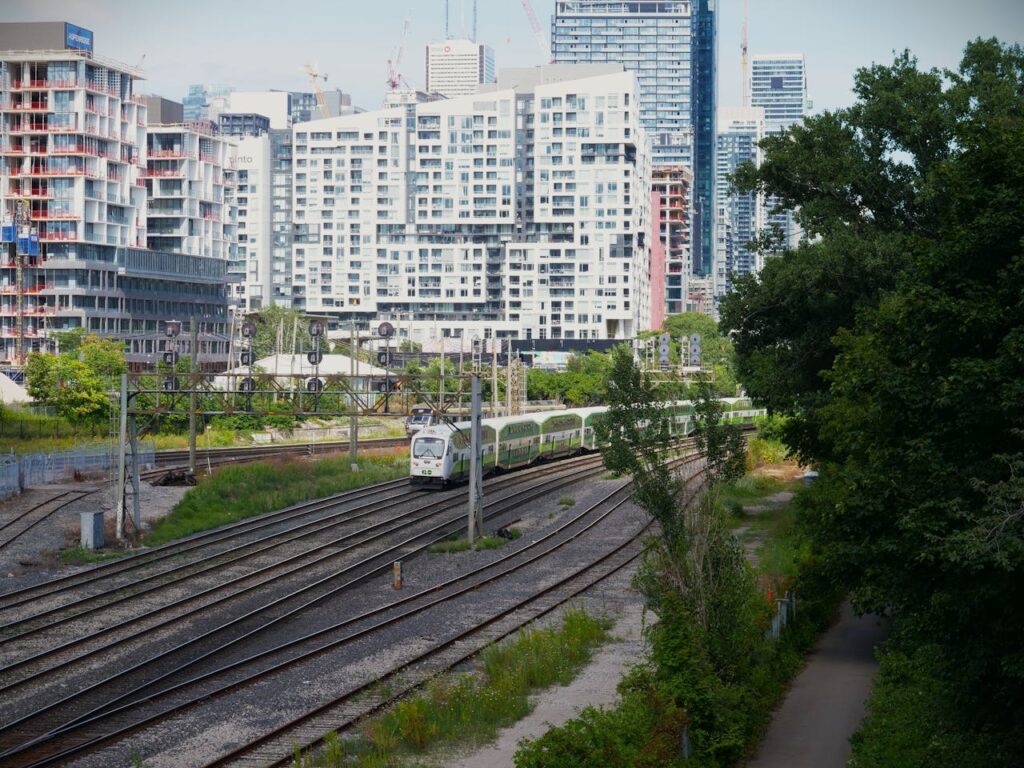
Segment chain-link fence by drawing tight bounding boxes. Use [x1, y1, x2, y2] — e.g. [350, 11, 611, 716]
[0, 456, 19, 501]
[0, 443, 155, 495]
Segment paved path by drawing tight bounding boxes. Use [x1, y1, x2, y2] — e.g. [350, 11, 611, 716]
[447, 598, 647, 768]
[747, 601, 887, 768]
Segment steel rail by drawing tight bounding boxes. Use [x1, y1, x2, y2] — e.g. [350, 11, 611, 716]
[7, 450, 705, 768]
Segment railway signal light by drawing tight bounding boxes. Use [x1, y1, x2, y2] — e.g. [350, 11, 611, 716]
[308, 319, 325, 338]
[165, 320, 181, 338]
[377, 321, 394, 338]
[241, 321, 257, 339]
[690, 333, 702, 367]
[162, 376, 180, 392]
[377, 351, 391, 366]
[658, 332, 671, 368]
[306, 377, 324, 393]
[307, 350, 323, 366]
[239, 377, 256, 393]
[162, 351, 179, 366]
[239, 350, 255, 366]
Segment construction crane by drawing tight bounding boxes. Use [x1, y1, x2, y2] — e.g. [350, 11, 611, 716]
[302, 64, 331, 119]
[521, 0, 553, 63]
[386, 16, 412, 91]
[741, 0, 750, 107]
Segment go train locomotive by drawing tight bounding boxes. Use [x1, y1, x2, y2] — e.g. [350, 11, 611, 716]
[409, 399, 763, 486]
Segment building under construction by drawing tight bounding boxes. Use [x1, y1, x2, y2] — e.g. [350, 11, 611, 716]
[0, 22, 231, 368]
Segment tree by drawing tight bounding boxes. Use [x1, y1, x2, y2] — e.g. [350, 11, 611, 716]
[720, 39, 1024, 747]
[249, 305, 309, 360]
[595, 345, 767, 764]
[24, 333, 126, 421]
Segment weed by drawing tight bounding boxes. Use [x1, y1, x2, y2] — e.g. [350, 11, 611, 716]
[60, 545, 131, 565]
[145, 454, 407, 546]
[726, 499, 746, 519]
[308, 607, 612, 765]
[558, 496, 576, 507]
[429, 535, 508, 554]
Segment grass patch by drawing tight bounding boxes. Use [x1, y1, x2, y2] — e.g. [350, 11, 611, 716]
[428, 534, 509, 554]
[293, 606, 613, 767]
[557, 495, 576, 507]
[60, 545, 132, 565]
[145, 454, 407, 546]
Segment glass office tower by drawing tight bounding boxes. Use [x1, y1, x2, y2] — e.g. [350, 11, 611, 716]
[552, 0, 717, 276]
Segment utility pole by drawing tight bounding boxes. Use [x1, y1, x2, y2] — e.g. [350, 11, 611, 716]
[468, 373, 484, 544]
[505, 338, 513, 417]
[349, 323, 358, 471]
[188, 316, 198, 476]
[491, 338, 498, 417]
[115, 372, 128, 541]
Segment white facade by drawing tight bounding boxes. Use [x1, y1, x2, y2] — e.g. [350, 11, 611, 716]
[751, 54, 809, 249]
[751, 54, 808, 133]
[232, 134, 272, 311]
[0, 49, 149, 356]
[290, 68, 651, 342]
[425, 39, 495, 98]
[227, 91, 291, 129]
[145, 123, 236, 260]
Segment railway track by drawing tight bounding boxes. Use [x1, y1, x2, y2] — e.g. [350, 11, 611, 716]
[0, 490, 95, 552]
[2, 450, 706, 768]
[152, 436, 408, 467]
[0, 454, 616, 763]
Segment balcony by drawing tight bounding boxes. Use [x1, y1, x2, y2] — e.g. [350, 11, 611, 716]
[12, 102, 50, 112]
[10, 80, 76, 90]
[141, 168, 186, 178]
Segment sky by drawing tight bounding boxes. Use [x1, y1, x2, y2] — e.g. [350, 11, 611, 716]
[5, 0, 1023, 114]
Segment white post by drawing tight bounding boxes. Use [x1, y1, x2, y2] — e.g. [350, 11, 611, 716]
[468, 373, 484, 544]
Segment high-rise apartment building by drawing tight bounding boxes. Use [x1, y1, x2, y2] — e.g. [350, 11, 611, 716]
[751, 54, 808, 248]
[0, 23, 230, 365]
[651, 166, 692, 316]
[751, 54, 807, 132]
[425, 39, 496, 98]
[715, 106, 764, 286]
[145, 121, 236, 261]
[290, 66, 651, 343]
[552, 0, 717, 279]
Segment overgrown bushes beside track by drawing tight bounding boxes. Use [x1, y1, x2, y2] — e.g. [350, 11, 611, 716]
[144, 454, 408, 546]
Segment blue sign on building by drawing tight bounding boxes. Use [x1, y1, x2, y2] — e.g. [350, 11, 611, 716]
[64, 23, 93, 52]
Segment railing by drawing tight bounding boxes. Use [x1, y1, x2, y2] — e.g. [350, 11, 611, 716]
[10, 79, 77, 90]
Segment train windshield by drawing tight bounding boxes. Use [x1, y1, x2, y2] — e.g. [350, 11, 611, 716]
[410, 414, 431, 424]
[413, 437, 445, 459]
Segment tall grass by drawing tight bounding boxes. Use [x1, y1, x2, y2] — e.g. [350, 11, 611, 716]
[145, 454, 407, 546]
[292, 606, 613, 767]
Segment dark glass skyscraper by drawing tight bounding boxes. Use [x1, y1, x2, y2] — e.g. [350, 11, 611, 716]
[552, 0, 717, 275]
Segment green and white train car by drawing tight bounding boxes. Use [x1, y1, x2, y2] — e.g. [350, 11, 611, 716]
[409, 399, 763, 487]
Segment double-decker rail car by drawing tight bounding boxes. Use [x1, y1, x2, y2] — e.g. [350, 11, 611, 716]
[409, 400, 764, 487]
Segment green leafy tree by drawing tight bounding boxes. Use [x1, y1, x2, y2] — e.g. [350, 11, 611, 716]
[594, 345, 768, 764]
[24, 333, 126, 422]
[721, 39, 1024, 753]
[248, 305, 310, 360]
[51, 327, 86, 356]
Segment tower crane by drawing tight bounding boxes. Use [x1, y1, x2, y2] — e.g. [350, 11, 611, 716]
[301, 64, 331, 119]
[520, 0, 553, 63]
[386, 16, 412, 91]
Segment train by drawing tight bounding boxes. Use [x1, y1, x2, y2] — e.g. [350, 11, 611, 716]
[409, 399, 764, 486]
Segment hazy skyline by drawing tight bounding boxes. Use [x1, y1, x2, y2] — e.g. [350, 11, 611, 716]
[4, 0, 1022, 115]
